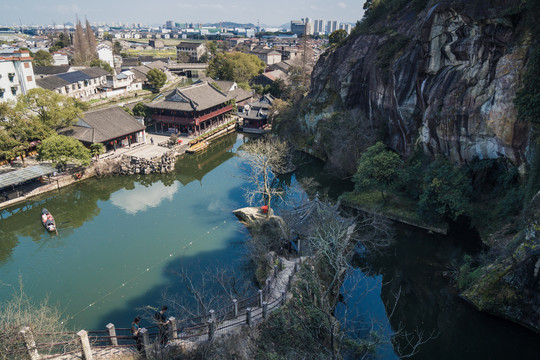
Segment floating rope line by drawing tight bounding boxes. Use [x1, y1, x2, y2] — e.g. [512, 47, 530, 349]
[68, 219, 229, 322]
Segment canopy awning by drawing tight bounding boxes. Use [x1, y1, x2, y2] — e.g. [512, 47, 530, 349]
[0, 164, 56, 190]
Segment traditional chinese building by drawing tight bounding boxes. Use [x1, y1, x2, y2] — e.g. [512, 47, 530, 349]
[146, 81, 234, 136]
[238, 94, 274, 134]
[59, 106, 146, 151]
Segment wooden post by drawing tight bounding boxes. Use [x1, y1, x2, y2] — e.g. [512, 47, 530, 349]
[233, 299, 238, 317]
[207, 319, 215, 341]
[209, 309, 216, 322]
[246, 307, 252, 326]
[169, 317, 178, 339]
[140, 328, 150, 359]
[106, 323, 118, 346]
[281, 291, 286, 305]
[294, 262, 298, 273]
[258, 289, 263, 307]
[274, 264, 278, 278]
[77, 330, 94, 360]
[19, 327, 39, 360]
[297, 239, 301, 255]
[262, 302, 268, 319]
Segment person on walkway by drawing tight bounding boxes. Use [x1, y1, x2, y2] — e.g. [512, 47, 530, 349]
[131, 316, 143, 352]
[154, 305, 170, 345]
[150, 137, 154, 145]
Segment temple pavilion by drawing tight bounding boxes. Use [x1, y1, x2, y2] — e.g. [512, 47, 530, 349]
[146, 81, 234, 136]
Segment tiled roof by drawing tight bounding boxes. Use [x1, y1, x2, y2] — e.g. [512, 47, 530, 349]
[36, 68, 108, 90]
[176, 42, 204, 49]
[147, 81, 230, 112]
[33, 65, 71, 75]
[58, 106, 145, 144]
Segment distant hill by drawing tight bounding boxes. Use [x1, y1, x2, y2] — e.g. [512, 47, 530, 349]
[202, 22, 255, 28]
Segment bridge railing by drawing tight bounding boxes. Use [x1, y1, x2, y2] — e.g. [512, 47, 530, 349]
[7, 257, 303, 360]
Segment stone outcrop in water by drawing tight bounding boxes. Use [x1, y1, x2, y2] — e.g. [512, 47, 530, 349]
[298, 0, 532, 174]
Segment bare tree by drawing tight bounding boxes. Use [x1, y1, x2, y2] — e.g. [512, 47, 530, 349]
[237, 136, 289, 217]
[0, 280, 78, 360]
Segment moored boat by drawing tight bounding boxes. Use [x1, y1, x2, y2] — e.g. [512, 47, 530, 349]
[41, 208, 56, 232]
[186, 141, 210, 154]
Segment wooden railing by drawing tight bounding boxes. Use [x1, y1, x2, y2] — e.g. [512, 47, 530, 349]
[152, 105, 233, 125]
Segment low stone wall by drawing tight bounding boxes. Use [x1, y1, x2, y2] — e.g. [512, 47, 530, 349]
[118, 151, 176, 175]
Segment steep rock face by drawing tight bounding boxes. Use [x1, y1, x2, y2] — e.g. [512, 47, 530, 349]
[462, 191, 540, 333]
[302, 0, 531, 174]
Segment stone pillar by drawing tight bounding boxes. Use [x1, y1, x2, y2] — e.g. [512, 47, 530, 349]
[19, 327, 39, 360]
[262, 302, 268, 319]
[297, 239, 301, 254]
[246, 307, 252, 326]
[77, 330, 94, 360]
[258, 289, 264, 307]
[106, 323, 118, 346]
[169, 317, 178, 340]
[140, 328, 150, 359]
[233, 299, 238, 317]
[207, 319, 215, 341]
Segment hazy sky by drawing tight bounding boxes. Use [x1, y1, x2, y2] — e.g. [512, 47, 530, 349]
[1, 0, 365, 27]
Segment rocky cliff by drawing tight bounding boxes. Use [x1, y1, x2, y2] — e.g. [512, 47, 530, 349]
[299, 0, 532, 174]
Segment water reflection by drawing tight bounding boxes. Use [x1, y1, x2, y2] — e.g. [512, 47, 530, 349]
[110, 181, 180, 214]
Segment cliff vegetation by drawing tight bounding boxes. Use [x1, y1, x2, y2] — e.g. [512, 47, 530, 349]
[281, 0, 540, 333]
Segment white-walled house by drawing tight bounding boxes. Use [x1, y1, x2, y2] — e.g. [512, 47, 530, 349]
[36, 68, 109, 101]
[97, 44, 115, 69]
[104, 70, 142, 98]
[52, 50, 70, 65]
[0, 50, 36, 102]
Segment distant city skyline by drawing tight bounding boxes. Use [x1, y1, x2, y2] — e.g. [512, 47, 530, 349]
[1, 0, 366, 27]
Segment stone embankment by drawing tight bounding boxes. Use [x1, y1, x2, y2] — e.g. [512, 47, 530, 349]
[118, 151, 176, 175]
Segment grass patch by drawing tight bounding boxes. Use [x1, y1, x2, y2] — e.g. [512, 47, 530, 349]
[340, 190, 448, 233]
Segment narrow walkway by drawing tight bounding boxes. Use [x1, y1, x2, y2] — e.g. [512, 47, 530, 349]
[48, 256, 304, 360]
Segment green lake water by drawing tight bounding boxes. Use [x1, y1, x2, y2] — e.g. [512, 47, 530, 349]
[1, 132, 538, 358]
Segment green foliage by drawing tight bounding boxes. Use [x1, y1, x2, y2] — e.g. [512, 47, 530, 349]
[146, 68, 167, 92]
[89, 59, 114, 74]
[123, 106, 134, 116]
[352, 0, 428, 37]
[15, 88, 86, 131]
[376, 34, 410, 68]
[207, 51, 266, 83]
[206, 41, 218, 56]
[48, 45, 61, 53]
[89, 143, 105, 159]
[54, 32, 70, 48]
[418, 159, 472, 222]
[132, 102, 149, 117]
[33, 50, 53, 66]
[353, 142, 402, 203]
[329, 29, 348, 45]
[237, 82, 251, 91]
[37, 135, 91, 169]
[255, 267, 335, 359]
[113, 41, 123, 54]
